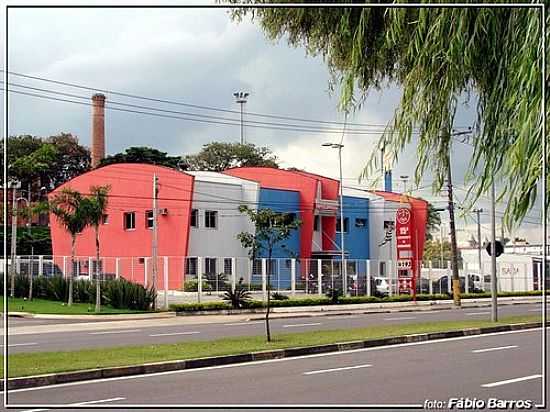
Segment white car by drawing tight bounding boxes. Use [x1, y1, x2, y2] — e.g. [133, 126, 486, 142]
[374, 277, 390, 296]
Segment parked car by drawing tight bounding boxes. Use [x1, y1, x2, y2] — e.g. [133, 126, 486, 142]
[373, 277, 390, 297]
[434, 274, 484, 295]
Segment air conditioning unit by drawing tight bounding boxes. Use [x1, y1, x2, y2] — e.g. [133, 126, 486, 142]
[159, 208, 168, 215]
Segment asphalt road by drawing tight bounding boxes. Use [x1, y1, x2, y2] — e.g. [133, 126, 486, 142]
[5, 328, 547, 410]
[2, 302, 543, 353]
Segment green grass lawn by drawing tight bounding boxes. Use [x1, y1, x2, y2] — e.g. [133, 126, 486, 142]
[2, 314, 541, 378]
[0, 297, 150, 315]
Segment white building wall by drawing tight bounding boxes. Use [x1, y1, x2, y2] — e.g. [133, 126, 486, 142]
[368, 198, 403, 276]
[187, 172, 259, 269]
[461, 248, 536, 292]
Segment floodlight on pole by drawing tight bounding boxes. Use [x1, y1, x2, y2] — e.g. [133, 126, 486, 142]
[234, 91, 249, 145]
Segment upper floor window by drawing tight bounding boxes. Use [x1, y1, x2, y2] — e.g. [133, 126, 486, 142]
[205, 210, 218, 229]
[146, 210, 154, 229]
[123, 212, 135, 230]
[336, 217, 349, 233]
[190, 209, 199, 228]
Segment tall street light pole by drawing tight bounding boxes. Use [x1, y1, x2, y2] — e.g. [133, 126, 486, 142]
[233, 91, 249, 145]
[322, 142, 346, 295]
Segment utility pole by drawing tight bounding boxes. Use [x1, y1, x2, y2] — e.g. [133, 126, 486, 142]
[446, 159, 461, 307]
[151, 174, 159, 310]
[10, 183, 18, 298]
[490, 179, 498, 322]
[474, 208, 483, 277]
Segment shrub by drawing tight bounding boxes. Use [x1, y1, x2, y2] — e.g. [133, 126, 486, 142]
[102, 278, 156, 310]
[271, 292, 289, 300]
[170, 302, 231, 312]
[222, 287, 252, 309]
[339, 296, 381, 304]
[183, 279, 210, 292]
[325, 288, 343, 304]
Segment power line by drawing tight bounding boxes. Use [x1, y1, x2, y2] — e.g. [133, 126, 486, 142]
[3, 70, 473, 130]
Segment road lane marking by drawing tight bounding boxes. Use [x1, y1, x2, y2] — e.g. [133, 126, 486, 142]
[472, 345, 518, 353]
[88, 329, 141, 335]
[282, 323, 321, 328]
[481, 374, 542, 388]
[529, 309, 543, 312]
[465, 312, 490, 316]
[224, 321, 263, 326]
[5, 328, 542, 394]
[325, 315, 359, 320]
[149, 331, 200, 337]
[20, 397, 126, 412]
[0, 342, 38, 347]
[303, 364, 372, 375]
[384, 317, 417, 321]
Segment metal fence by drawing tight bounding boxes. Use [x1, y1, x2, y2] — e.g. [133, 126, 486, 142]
[2, 255, 542, 304]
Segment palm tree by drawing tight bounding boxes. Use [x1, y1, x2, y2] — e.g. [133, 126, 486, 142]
[84, 185, 110, 313]
[50, 188, 88, 306]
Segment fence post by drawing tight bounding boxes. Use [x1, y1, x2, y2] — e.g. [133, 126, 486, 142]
[366, 259, 371, 297]
[291, 258, 296, 296]
[88, 257, 93, 280]
[144, 258, 148, 288]
[524, 263, 529, 291]
[63, 256, 67, 279]
[447, 261, 452, 294]
[231, 258, 236, 292]
[465, 262, 469, 293]
[197, 258, 203, 303]
[388, 261, 394, 297]
[115, 258, 120, 280]
[429, 261, 433, 295]
[261, 258, 267, 302]
[38, 255, 44, 277]
[317, 259, 323, 296]
[16, 256, 21, 276]
[163, 256, 169, 309]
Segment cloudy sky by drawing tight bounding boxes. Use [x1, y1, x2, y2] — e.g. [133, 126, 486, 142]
[1, 5, 543, 244]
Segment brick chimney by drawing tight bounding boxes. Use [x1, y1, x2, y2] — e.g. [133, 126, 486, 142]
[91, 93, 106, 168]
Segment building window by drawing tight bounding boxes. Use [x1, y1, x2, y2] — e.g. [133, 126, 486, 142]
[223, 258, 233, 275]
[102, 214, 109, 225]
[205, 258, 217, 275]
[205, 210, 218, 229]
[336, 217, 349, 233]
[145, 210, 154, 229]
[252, 259, 263, 275]
[379, 261, 386, 277]
[185, 257, 198, 276]
[282, 213, 297, 225]
[123, 212, 135, 230]
[190, 209, 199, 228]
[314, 215, 320, 231]
[355, 218, 367, 228]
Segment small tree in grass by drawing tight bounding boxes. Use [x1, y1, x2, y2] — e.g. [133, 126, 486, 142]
[49, 188, 88, 306]
[82, 185, 110, 313]
[237, 206, 301, 342]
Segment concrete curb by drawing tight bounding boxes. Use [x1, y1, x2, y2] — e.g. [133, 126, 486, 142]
[6, 311, 177, 321]
[2, 321, 543, 390]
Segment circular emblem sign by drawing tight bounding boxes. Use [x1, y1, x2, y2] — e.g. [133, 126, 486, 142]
[396, 208, 411, 225]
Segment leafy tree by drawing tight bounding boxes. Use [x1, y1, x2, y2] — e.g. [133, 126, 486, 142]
[237, 206, 301, 342]
[183, 142, 278, 171]
[82, 185, 110, 313]
[49, 188, 89, 306]
[1, 133, 90, 197]
[425, 203, 442, 241]
[99, 146, 183, 170]
[229, 4, 545, 227]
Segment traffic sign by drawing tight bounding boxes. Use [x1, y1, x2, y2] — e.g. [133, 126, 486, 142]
[485, 241, 504, 257]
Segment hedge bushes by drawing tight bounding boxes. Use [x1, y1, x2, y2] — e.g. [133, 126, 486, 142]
[2, 275, 156, 311]
[169, 290, 544, 312]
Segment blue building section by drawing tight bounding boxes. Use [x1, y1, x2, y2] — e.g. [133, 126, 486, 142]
[334, 195, 370, 260]
[257, 188, 301, 258]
